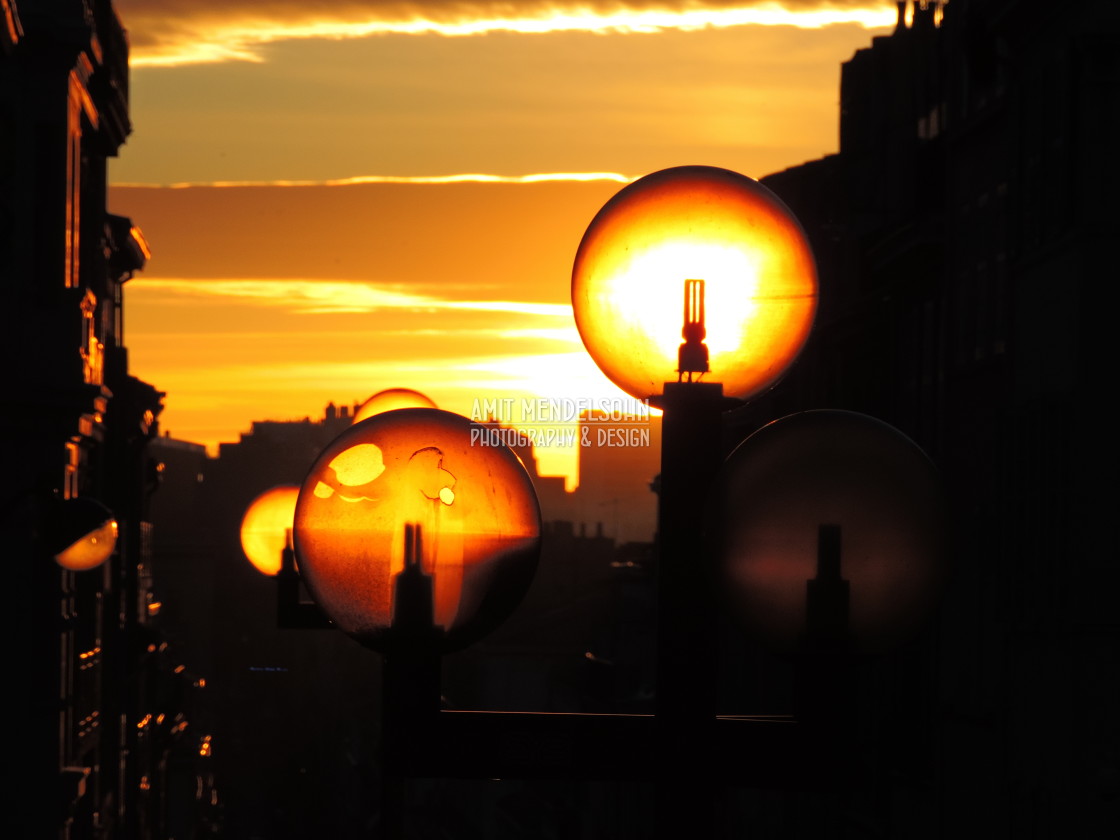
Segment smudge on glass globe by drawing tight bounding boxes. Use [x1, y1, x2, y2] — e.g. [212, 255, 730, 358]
[294, 408, 541, 653]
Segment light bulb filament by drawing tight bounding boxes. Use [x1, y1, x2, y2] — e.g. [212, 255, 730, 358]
[677, 278, 710, 381]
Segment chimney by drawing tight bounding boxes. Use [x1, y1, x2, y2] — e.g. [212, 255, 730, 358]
[895, 1, 907, 33]
[913, 0, 937, 31]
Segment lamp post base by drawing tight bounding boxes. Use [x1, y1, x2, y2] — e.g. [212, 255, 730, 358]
[650, 381, 740, 722]
[650, 381, 741, 839]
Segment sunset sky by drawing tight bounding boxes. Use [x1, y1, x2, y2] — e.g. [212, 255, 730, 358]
[106, 0, 899, 481]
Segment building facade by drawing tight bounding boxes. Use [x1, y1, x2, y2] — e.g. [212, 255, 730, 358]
[3, 2, 211, 837]
[736, 0, 1118, 834]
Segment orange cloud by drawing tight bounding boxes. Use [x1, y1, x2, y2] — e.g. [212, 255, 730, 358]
[115, 1, 896, 66]
[109, 180, 624, 303]
[131, 277, 576, 318]
[119, 173, 635, 189]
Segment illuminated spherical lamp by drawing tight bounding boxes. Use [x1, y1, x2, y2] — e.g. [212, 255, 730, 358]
[293, 408, 541, 653]
[352, 388, 437, 424]
[239, 485, 300, 576]
[572, 165, 818, 402]
[51, 497, 118, 571]
[716, 410, 945, 654]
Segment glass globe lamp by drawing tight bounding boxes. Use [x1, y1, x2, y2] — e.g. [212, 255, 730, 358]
[353, 388, 437, 424]
[572, 166, 818, 402]
[239, 485, 299, 576]
[51, 497, 118, 571]
[293, 408, 541, 653]
[716, 410, 946, 654]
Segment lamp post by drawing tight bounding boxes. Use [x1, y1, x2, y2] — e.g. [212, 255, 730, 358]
[715, 408, 946, 725]
[237, 484, 332, 628]
[289, 407, 543, 833]
[571, 164, 819, 834]
[571, 165, 819, 722]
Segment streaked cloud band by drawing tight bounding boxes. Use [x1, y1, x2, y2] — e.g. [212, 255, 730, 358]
[117, 1, 897, 67]
[137, 277, 576, 318]
[116, 173, 636, 189]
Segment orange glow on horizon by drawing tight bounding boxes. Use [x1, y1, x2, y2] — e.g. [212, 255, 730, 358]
[141, 346, 638, 484]
[111, 176, 649, 488]
[129, 4, 898, 68]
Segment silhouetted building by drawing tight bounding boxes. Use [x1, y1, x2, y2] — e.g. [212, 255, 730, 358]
[574, 410, 661, 544]
[146, 435, 212, 671]
[149, 404, 357, 669]
[3, 2, 213, 837]
[467, 414, 577, 523]
[147, 406, 386, 839]
[444, 519, 656, 714]
[724, 0, 1118, 834]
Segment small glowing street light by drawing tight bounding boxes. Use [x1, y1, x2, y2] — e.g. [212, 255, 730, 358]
[352, 388, 437, 425]
[50, 497, 118, 571]
[239, 485, 299, 576]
